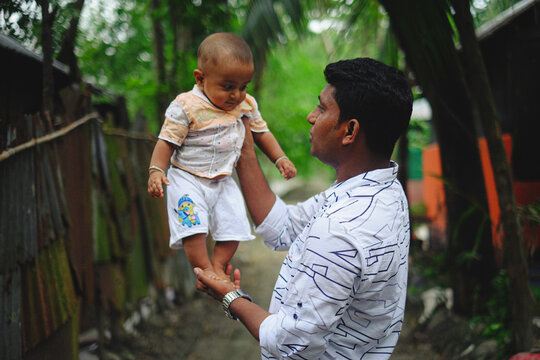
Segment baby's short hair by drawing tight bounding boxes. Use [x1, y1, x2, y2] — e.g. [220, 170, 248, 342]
[197, 32, 253, 70]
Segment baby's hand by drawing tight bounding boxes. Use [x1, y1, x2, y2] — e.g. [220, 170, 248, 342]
[276, 157, 297, 180]
[148, 171, 170, 198]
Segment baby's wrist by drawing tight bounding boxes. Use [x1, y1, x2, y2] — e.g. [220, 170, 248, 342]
[274, 155, 288, 167]
[148, 165, 166, 176]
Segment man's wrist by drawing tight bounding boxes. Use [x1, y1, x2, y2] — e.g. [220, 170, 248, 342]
[222, 289, 252, 320]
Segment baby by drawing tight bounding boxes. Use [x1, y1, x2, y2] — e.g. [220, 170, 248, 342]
[147, 32, 296, 280]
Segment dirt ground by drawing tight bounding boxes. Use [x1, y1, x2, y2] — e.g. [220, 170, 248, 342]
[79, 180, 444, 359]
[78, 236, 443, 360]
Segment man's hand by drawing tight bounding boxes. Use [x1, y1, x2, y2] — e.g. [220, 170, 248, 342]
[194, 264, 241, 301]
[195, 263, 270, 342]
[148, 171, 169, 198]
[276, 158, 297, 180]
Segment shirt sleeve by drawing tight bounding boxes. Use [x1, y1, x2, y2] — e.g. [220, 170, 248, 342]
[259, 217, 364, 358]
[254, 192, 326, 251]
[242, 94, 269, 133]
[158, 100, 190, 146]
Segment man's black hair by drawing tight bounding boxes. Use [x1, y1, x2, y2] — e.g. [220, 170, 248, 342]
[324, 58, 413, 159]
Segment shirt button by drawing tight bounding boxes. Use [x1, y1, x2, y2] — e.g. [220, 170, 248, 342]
[293, 314, 298, 320]
[297, 302, 302, 308]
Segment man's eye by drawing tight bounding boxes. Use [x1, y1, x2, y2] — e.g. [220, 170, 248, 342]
[318, 105, 325, 112]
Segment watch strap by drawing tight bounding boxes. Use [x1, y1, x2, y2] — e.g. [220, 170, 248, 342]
[222, 289, 252, 320]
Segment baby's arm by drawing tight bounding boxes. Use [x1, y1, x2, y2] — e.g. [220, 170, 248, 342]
[252, 131, 297, 180]
[147, 139, 173, 198]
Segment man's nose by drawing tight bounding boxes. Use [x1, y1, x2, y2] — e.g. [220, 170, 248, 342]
[307, 110, 316, 124]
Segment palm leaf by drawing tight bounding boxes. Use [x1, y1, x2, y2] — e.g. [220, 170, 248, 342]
[241, 0, 307, 66]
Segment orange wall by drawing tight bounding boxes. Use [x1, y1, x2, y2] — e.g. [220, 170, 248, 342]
[422, 134, 540, 254]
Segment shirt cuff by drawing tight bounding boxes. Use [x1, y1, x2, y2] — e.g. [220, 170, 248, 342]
[259, 314, 278, 355]
[157, 135, 182, 147]
[253, 196, 287, 239]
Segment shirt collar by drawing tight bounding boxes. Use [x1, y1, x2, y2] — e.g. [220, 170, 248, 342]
[192, 85, 248, 114]
[323, 161, 400, 203]
[192, 85, 213, 105]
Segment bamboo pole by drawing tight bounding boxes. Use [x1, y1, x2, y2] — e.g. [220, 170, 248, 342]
[0, 112, 99, 163]
[102, 128, 157, 142]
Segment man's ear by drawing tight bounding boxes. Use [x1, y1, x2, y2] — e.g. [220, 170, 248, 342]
[193, 69, 204, 86]
[342, 119, 359, 145]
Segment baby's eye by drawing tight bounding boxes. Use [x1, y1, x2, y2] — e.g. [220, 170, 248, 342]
[240, 85, 247, 91]
[222, 85, 234, 91]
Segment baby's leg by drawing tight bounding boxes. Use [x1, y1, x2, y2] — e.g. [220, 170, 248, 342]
[212, 241, 239, 280]
[183, 233, 213, 272]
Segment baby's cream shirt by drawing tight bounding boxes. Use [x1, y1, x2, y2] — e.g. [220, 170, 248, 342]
[158, 85, 269, 179]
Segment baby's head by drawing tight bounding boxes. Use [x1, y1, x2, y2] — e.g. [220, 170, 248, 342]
[194, 33, 254, 111]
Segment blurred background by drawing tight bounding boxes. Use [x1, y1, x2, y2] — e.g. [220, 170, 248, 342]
[1, 0, 539, 359]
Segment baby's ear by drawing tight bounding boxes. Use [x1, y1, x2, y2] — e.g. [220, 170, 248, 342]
[193, 69, 204, 85]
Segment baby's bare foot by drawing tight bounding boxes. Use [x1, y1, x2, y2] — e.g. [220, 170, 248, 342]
[213, 269, 231, 282]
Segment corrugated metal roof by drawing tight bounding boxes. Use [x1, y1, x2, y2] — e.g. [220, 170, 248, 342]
[0, 33, 69, 74]
[476, 0, 539, 40]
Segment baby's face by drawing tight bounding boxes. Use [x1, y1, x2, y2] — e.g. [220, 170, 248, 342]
[196, 58, 254, 111]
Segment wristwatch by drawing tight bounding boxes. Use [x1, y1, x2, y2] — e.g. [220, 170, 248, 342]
[222, 289, 252, 320]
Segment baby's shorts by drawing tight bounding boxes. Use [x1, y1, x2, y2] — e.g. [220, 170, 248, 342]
[166, 166, 255, 249]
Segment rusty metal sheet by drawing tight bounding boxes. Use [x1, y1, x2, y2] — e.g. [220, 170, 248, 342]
[0, 144, 37, 274]
[0, 269, 22, 360]
[56, 123, 95, 326]
[21, 238, 77, 352]
[95, 263, 126, 312]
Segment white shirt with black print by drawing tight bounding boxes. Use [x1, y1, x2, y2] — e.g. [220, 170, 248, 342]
[256, 161, 410, 360]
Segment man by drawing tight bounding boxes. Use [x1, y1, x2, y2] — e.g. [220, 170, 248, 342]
[194, 57, 413, 359]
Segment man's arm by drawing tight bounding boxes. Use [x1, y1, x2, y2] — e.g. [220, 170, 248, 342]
[193, 267, 271, 341]
[236, 119, 277, 226]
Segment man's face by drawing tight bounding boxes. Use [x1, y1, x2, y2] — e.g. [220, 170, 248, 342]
[307, 84, 343, 166]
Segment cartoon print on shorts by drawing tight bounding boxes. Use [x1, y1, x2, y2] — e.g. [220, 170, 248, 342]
[174, 194, 200, 227]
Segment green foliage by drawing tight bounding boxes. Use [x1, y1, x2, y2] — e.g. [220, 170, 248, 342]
[242, 0, 307, 68]
[408, 119, 432, 149]
[77, 1, 161, 128]
[1, 0, 82, 53]
[519, 199, 540, 229]
[470, 269, 512, 355]
[471, 0, 523, 28]
[258, 34, 335, 179]
[1, 1, 40, 46]
[421, 252, 448, 284]
[409, 202, 427, 217]
[532, 283, 540, 315]
[76, 0, 244, 131]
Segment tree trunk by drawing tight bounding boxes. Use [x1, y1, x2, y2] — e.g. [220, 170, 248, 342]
[168, 0, 194, 96]
[451, 0, 533, 351]
[380, 0, 497, 315]
[386, 40, 409, 196]
[150, 0, 168, 124]
[57, 0, 85, 83]
[39, 0, 56, 120]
